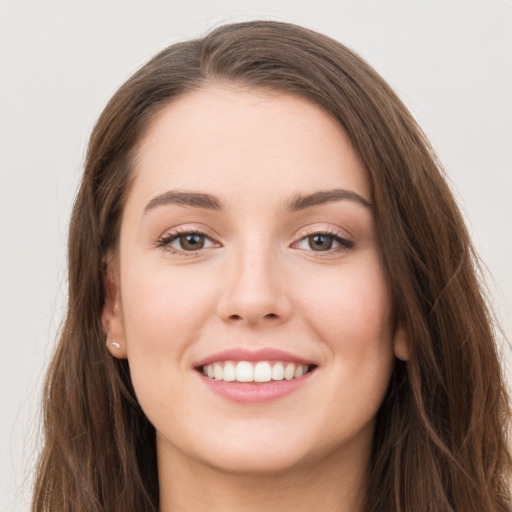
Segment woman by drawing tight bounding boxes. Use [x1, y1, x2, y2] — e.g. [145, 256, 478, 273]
[32, 21, 511, 512]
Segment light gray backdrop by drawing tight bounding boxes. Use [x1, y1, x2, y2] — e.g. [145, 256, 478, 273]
[1, 1, 511, 510]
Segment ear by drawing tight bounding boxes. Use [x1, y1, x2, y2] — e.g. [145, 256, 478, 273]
[102, 256, 128, 359]
[393, 324, 410, 361]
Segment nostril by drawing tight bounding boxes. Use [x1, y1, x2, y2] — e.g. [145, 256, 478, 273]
[227, 312, 279, 322]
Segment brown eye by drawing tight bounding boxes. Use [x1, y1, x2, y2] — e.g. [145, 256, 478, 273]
[178, 233, 205, 250]
[294, 231, 354, 253]
[308, 234, 333, 251]
[157, 231, 216, 253]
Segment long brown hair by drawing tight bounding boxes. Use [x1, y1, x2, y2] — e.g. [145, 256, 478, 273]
[32, 20, 511, 511]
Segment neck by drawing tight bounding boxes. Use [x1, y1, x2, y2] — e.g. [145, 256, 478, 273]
[157, 438, 369, 512]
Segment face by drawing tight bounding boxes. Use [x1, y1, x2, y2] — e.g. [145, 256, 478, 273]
[104, 85, 407, 476]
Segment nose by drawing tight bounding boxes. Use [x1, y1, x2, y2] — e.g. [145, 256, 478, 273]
[216, 243, 292, 327]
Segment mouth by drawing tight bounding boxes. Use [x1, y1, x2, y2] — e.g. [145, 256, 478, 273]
[194, 348, 318, 403]
[197, 360, 317, 383]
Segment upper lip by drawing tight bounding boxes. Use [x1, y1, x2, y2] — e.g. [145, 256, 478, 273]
[194, 348, 317, 368]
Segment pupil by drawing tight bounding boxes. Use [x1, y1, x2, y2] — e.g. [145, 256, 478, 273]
[181, 234, 204, 250]
[309, 234, 332, 251]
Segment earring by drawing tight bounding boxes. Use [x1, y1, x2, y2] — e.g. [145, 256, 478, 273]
[108, 340, 120, 350]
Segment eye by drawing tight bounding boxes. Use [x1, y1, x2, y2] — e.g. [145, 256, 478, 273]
[157, 230, 217, 253]
[305, 234, 335, 251]
[294, 232, 354, 252]
[175, 233, 208, 251]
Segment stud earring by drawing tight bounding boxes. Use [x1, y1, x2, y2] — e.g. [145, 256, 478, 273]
[108, 341, 120, 350]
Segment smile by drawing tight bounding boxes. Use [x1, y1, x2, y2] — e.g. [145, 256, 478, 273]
[195, 348, 318, 403]
[201, 360, 312, 383]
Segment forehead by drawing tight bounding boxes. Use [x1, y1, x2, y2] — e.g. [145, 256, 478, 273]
[129, 85, 370, 208]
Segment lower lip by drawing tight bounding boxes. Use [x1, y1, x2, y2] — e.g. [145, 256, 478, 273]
[199, 371, 314, 403]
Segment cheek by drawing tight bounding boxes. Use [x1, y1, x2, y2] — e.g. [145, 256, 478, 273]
[298, 258, 393, 357]
[293, 254, 396, 424]
[120, 261, 220, 358]
[119, 262, 220, 422]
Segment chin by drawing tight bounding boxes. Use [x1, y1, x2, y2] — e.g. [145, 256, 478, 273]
[193, 423, 341, 476]
[157, 421, 319, 477]
[202, 444, 312, 476]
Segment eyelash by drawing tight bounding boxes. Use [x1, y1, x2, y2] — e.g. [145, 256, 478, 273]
[155, 228, 217, 257]
[293, 228, 354, 254]
[155, 228, 354, 256]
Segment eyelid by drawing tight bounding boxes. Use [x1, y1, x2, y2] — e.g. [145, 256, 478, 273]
[292, 223, 353, 241]
[154, 223, 354, 256]
[155, 225, 222, 255]
[291, 225, 354, 253]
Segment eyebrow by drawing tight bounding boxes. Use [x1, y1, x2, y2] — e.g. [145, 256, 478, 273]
[286, 189, 372, 210]
[144, 191, 222, 213]
[143, 187, 372, 215]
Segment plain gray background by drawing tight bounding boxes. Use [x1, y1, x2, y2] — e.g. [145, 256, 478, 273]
[1, 1, 511, 510]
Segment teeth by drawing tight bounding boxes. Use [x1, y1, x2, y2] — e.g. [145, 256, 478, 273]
[236, 361, 253, 382]
[214, 362, 223, 380]
[271, 362, 284, 381]
[223, 362, 236, 382]
[203, 361, 310, 383]
[254, 362, 272, 382]
[284, 363, 295, 380]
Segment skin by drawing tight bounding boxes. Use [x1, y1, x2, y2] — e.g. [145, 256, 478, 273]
[103, 85, 408, 512]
